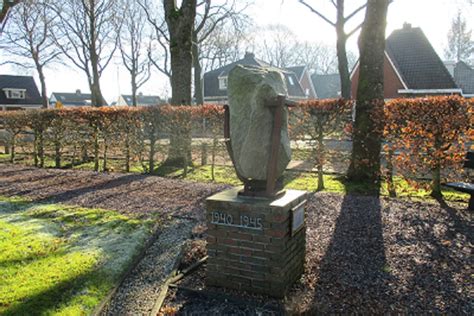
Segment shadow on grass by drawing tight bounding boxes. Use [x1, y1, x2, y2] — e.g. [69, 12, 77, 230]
[153, 163, 191, 178]
[2, 269, 103, 316]
[311, 182, 393, 313]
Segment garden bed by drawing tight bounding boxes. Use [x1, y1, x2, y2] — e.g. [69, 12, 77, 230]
[162, 193, 472, 314]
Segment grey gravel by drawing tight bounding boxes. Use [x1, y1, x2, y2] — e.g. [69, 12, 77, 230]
[101, 219, 193, 316]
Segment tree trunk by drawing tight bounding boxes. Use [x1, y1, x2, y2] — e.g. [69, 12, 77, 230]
[316, 128, 325, 191]
[386, 147, 396, 197]
[336, 34, 351, 99]
[131, 71, 138, 107]
[89, 3, 105, 108]
[38, 131, 44, 168]
[125, 133, 131, 172]
[81, 144, 89, 163]
[149, 131, 157, 174]
[193, 33, 204, 105]
[211, 138, 217, 181]
[163, 0, 196, 166]
[335, 2, 351, 99]
[347, 0, 389, 184]
[431, 165, 442, 198]
[54, 139, 61, 168]
[37, 64, 49, 109]
[103, 139, 108, 172]
[94, 128, 99, 172]
[431, 137, 443, 198]
[90, 73, 104, 107]
[33, 131, 39, 167]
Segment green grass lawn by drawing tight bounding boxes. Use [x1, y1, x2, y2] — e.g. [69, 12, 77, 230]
[159, 164, 469, 203]
[283, 171, 468, 202]
[0, 196, 152, 316]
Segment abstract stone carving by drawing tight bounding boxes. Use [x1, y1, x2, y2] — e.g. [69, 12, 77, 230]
[227, 65, 291, 181]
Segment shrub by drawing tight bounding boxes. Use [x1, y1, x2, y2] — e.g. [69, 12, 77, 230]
[384, 96, 473, 197]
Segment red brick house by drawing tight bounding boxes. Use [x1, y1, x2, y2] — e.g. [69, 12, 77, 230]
[351, 23, 461, 99]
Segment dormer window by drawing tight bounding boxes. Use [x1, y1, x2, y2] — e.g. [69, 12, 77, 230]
[288, 76, 295, 86]
[218, 76, 228, 90]
[3, 88, 26, 99]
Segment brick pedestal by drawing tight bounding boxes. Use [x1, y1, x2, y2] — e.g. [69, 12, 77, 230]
[206, 187, 307, 297]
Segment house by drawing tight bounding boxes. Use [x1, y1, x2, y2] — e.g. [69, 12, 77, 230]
[203, 52, 307, 103]
[351, 23, 461, 99]
[285, 66, 317, 99]
[49, 90, 108, 107]
[117, 93, 163, 106]
[445, 61, 474, 98]
[0, 75, 42, 110]
[311, 73, 341, 99]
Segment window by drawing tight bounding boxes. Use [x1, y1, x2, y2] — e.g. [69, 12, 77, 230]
[288, 76, 295, 86]
[3, 88, 26, 100]
[218, 76, 228, 90]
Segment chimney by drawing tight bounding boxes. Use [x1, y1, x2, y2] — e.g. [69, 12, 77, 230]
[138, 92, 143, 97]
[75, 89, 81, 95]
[244, 52, 255, 59]
[403, 22, 412, 30]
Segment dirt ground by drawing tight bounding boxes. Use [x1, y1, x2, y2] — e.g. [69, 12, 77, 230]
[1, 164, 472, 314]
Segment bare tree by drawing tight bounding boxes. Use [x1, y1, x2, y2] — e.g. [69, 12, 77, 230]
[293, 41, 339, 74]
[193, 0, 251, 104]
[140, 0, 172, 82]
[119, 0, 151, 107]
[50, 0, 120, 107]
[199, 21, 249, 72]
[298, 0, 367, 98]
[348, 0, 390, 184]
[1, 0, 61, 108]
[251, 24, 299, 68]
[445, 11, 473, 62]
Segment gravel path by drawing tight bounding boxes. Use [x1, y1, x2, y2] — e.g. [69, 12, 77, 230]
[101, 219, 194, 316]
[1, 164, 472, 314]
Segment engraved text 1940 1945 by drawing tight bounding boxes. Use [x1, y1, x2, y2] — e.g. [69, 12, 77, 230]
[211, 211, 263, 230]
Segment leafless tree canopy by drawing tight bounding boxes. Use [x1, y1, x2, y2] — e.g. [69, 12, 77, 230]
[445, 10, 474, 63]
[119, 0, 151, 106]
[298, 0, 367, 98]
[248, 23, 356, 74]
[50, 0, 121, 106]
[1, 0, 62, 108]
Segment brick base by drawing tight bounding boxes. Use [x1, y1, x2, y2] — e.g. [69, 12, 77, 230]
[206, 188, 307, 297]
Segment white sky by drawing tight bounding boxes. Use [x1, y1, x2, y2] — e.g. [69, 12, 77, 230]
[1, 0, 473, 104]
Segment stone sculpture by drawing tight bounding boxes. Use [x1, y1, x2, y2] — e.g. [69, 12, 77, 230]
[227, 65, 291, 186]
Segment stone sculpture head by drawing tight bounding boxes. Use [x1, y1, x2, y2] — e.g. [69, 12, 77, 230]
[227, 65, 292, 195]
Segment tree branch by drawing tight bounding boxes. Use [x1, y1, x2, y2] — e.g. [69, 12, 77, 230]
[297, 0, 335, 27]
